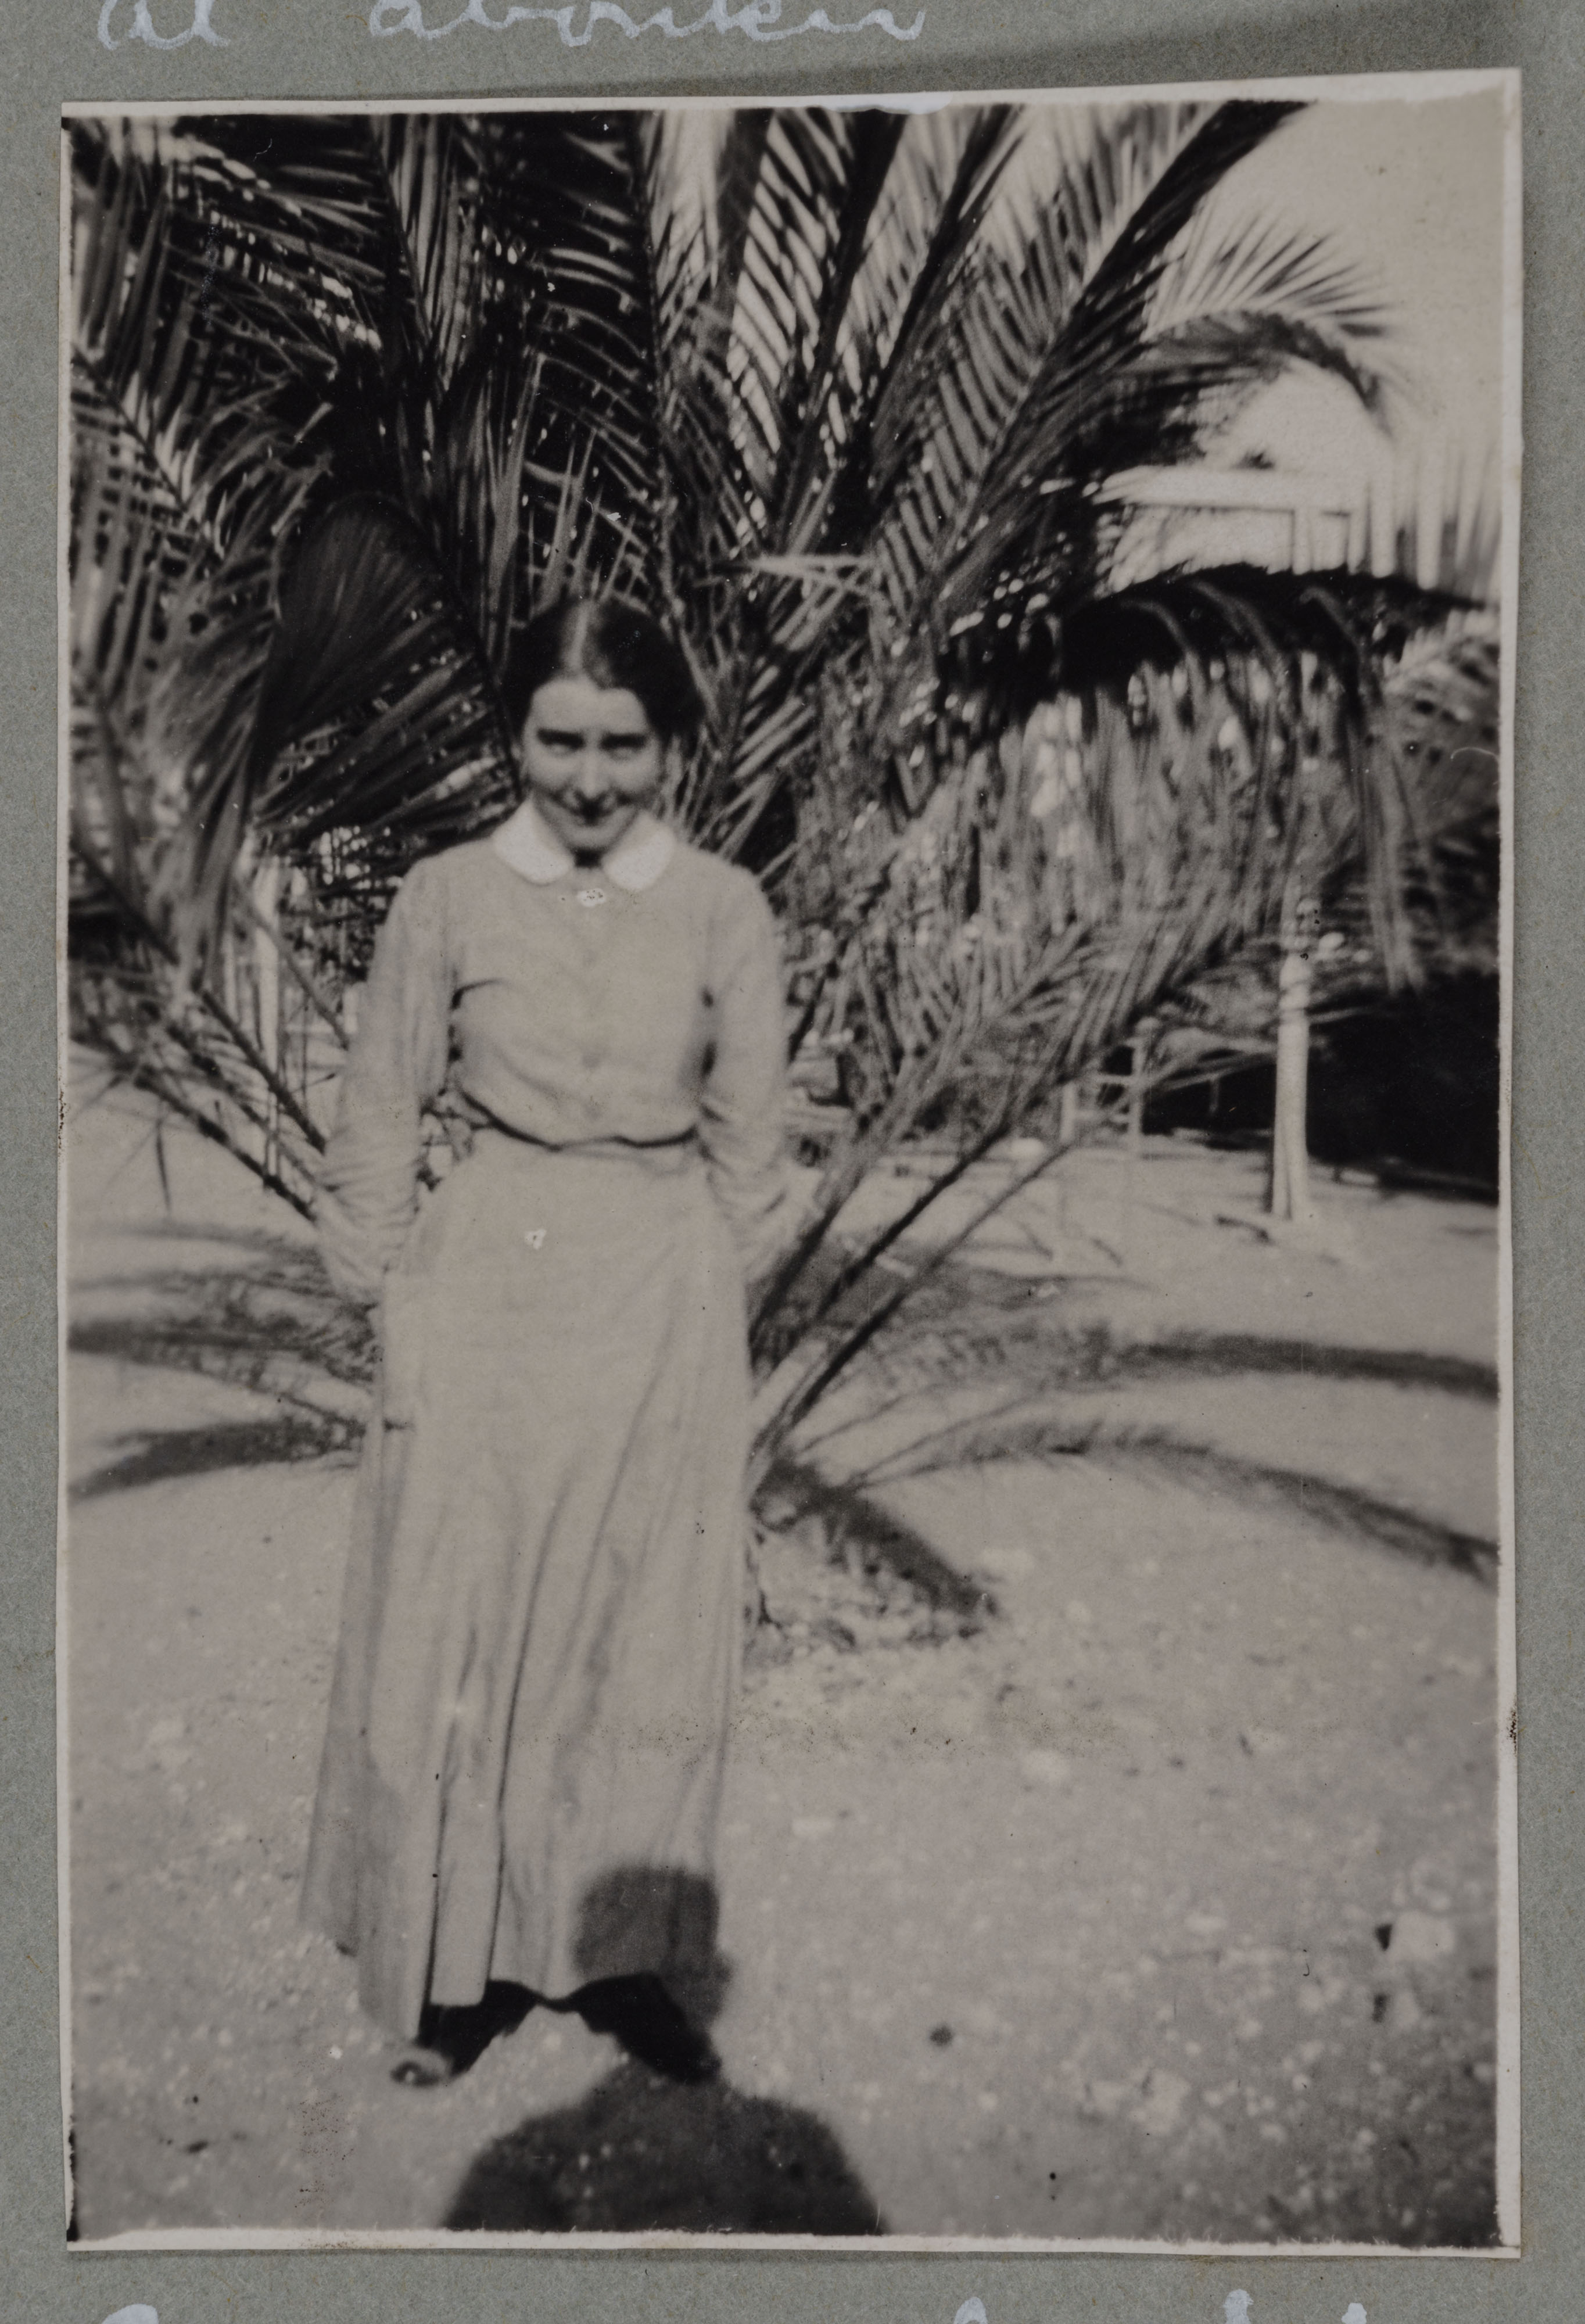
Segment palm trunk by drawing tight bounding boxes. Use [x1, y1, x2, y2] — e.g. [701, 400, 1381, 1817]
[252, 855, 283, 1184]
[1268, 881, 1314, 1224]
[1125, 1020, 1153, 1258]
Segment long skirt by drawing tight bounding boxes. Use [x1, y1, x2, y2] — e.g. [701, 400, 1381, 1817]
[300, 1131, 750, 2043]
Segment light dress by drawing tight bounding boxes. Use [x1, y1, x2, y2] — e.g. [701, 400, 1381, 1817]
[300, 802, 788, 2042]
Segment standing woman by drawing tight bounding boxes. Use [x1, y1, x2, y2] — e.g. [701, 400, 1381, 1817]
[302, 600, 788, 2087]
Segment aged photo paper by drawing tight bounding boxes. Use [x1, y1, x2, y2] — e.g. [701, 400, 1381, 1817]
[59, 71, 1519, 2251]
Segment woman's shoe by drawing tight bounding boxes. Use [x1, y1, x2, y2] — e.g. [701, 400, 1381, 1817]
[389, 1984, 537, 2088]
[390, 2043, 455, 2088]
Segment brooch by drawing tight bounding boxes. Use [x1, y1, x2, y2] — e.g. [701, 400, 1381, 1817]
[576, 887, 608, 909]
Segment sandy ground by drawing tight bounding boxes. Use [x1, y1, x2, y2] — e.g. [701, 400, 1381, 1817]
[64, 1070, 1504, 2245]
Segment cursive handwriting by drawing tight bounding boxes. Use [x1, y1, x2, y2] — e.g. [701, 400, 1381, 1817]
[99, 0, 228, 42]
[370, 0, 924, 40]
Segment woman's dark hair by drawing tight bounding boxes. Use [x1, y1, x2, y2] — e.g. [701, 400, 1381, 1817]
[503, 598, 702, 745]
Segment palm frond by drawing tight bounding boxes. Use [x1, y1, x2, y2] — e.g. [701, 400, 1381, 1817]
[869, 100, 1392, 688]
[239, 493, 515, 840]
[67, 98, 1487, 1464]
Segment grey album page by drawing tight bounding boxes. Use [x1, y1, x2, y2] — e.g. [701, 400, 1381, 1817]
[6, 5, 1582, 2324]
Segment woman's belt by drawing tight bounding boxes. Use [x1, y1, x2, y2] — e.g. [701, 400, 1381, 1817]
[466, 1120, 702, 1175]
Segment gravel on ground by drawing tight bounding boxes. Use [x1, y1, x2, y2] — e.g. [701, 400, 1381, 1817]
[64, 1076, 1503, 2245]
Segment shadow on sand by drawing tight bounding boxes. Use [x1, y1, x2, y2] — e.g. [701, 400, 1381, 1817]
[445, 1868, 884, 2236]
[444, 2058, 884, 2235]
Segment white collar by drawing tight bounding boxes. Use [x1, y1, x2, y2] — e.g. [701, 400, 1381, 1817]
[490, 799, 676, 894]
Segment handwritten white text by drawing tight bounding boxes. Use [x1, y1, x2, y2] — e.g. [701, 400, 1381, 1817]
[99, 0, 228, 45]
[369, 0, 924, 41]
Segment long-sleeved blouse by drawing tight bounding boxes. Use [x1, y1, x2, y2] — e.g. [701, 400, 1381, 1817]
[317, 809, 790, 1300]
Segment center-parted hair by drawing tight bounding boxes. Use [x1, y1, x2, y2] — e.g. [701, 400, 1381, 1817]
[505, 598, 702, 747]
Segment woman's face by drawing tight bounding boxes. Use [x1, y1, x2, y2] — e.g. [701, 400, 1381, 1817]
[520, 675, 663, 860]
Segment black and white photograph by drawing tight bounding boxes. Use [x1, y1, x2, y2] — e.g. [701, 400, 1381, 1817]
[60, 77, 1517, 2249]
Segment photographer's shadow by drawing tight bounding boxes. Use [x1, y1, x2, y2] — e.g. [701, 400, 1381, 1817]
[444, 1869, 885, 2236]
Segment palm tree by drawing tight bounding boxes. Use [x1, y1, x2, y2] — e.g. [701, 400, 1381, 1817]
[67, 99, 1441, 1458]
